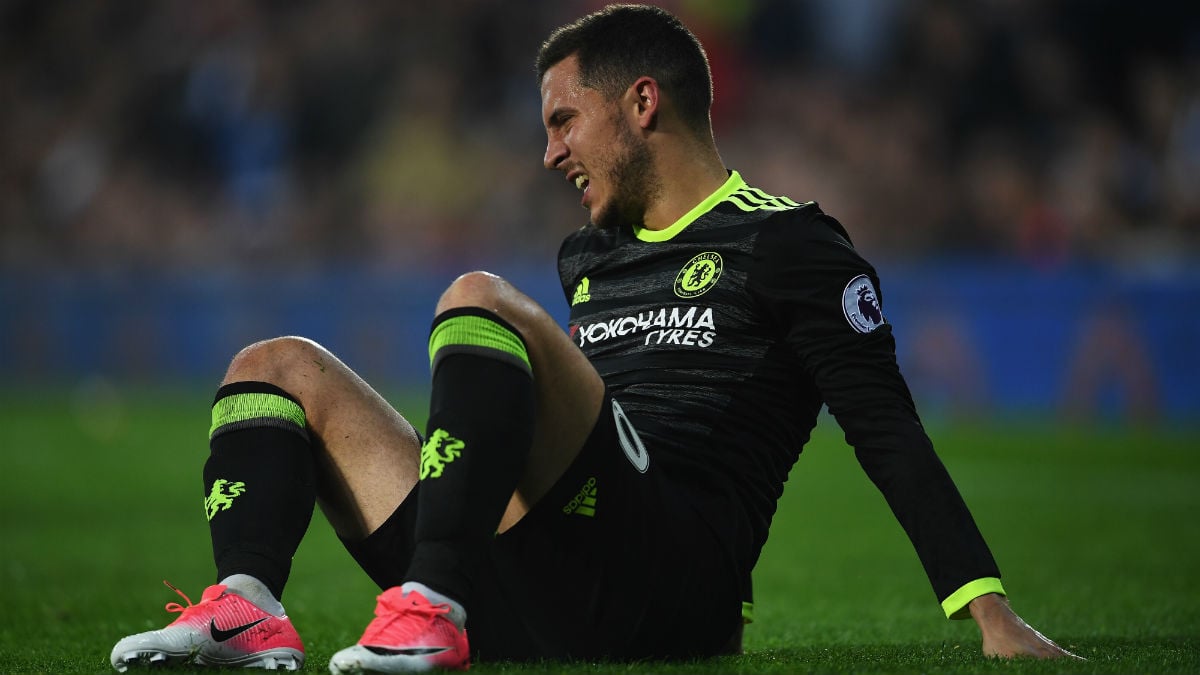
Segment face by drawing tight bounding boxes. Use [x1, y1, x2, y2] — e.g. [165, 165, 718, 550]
[541, 55, 658, 230]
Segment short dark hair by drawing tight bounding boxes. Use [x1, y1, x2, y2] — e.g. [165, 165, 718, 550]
[536, 4, 713, 134]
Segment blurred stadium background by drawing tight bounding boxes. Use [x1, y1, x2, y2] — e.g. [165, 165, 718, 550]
[1, 0, 1198, 422]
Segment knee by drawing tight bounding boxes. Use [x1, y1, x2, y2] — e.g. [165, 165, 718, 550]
[223, 336, 327, 388]
[436, 271, 514, 315]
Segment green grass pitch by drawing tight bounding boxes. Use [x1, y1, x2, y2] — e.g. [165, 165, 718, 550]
[0, 386, 1197, 673]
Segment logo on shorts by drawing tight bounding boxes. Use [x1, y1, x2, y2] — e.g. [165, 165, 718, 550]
[205, 479, 246, 521]
[420, 429, 464, 479]
[674, 252, 723, 298]
[612, 399, 649, 473]
[562, 476, 597, 517]
[842, 274, 885, 334]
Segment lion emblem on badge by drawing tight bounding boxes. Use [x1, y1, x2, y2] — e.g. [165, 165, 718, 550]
[857, 285, 882, 325]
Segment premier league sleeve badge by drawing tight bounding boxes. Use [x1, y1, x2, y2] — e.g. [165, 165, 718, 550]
[842, 274, 885, 334]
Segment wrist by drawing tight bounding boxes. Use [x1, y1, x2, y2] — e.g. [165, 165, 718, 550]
[942, 578, 1006, 619]
[968, 592, 1009, 625]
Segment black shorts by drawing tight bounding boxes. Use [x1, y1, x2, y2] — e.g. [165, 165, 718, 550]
[341, 392, 743, 662]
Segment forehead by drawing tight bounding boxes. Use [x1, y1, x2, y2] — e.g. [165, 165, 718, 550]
[540, 55, 600, 119]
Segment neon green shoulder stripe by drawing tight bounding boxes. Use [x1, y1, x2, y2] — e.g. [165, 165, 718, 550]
[634, 171, 746, 242]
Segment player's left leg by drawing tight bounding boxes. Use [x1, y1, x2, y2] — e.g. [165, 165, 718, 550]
[329, 271, 606, 674]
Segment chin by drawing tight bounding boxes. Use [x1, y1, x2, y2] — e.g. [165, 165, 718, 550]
[586, 204, 611, 230]
[590, 210, 620, 231]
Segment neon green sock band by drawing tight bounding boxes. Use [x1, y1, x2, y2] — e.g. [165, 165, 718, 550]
[428, 309, 531, 376]
[210, 390, 307, 440]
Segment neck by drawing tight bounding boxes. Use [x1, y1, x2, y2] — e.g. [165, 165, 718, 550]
[641, 137, 727, 231]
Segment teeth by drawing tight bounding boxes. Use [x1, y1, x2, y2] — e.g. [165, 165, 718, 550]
[574, 174, 589, 191]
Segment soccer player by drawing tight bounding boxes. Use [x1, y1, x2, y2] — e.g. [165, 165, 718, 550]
[110, 4, 1077, 673]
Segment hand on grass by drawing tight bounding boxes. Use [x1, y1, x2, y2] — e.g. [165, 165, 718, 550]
[968, 593, 1083, 660]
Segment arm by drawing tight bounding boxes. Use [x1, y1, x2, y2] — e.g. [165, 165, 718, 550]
[757, 212, 1074, 657]
[833, 323, 1079, 659]
[771, 228, 1001, 607]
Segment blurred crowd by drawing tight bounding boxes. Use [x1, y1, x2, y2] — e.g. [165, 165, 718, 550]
[2, 0, 1198, 276]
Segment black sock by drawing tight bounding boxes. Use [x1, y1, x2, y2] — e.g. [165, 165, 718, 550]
[204, 381, 315, 600]
[405, 308, 536, 607]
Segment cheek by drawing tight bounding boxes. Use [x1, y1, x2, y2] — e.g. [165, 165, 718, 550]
[590, 141, 620, 179]
[581, 122, 620, 168]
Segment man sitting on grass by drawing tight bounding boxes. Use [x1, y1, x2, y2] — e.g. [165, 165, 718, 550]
[111, 4, 1077, 673]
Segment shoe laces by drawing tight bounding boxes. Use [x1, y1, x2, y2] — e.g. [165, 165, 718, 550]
[363, 590, 457, 644]
[162, 580, 228, 620]
[162, 580, 195, 615]
[378, 589, 449, 616]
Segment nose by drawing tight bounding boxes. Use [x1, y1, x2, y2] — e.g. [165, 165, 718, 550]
[544, 136, 567, 170]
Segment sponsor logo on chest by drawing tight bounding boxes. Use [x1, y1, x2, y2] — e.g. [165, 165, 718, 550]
[575, 305, 717, 348]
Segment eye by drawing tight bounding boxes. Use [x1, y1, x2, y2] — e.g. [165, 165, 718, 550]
[548, 110, 575, 131]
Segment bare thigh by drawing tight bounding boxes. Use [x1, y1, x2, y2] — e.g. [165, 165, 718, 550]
[222, 336, 421, 540]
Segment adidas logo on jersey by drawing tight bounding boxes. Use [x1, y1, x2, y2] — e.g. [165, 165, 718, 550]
[572, 277, 591, 306]
[562, 476, 597, 517]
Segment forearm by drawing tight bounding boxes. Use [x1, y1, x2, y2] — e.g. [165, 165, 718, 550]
[852, 426, 1000, 607]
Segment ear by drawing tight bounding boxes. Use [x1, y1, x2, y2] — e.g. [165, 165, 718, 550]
[629, 76, 659, 130]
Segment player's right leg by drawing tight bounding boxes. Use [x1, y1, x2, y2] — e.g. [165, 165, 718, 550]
[110, 579, 305, 671]
[111, 336, 424, 672]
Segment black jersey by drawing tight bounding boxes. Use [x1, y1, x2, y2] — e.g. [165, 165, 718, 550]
[558, 172, 1000, 610]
